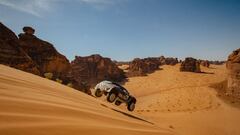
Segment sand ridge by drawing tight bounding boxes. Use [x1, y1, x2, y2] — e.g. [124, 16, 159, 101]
[0, 65, 172, 135]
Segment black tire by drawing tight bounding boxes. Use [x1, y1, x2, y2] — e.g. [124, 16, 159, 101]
[95, 89, 102, 97]
[129, 96, 137, 104]
[107, 92, 117, 103]
[115, 100, 122, 106]
[127, 102, 135, 111]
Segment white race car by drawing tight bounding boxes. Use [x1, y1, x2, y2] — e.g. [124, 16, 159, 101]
[94, 81, 137, 111]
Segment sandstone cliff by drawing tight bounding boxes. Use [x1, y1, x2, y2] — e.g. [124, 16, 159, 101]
[18, 26, 70, 82]
[70, 54, 125, 93]
[226, 48, 240, 98]
[0, 23, 40, 75]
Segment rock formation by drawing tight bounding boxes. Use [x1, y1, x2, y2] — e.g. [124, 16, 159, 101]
[70, 54, 125, 92]
[165, 57, 178, 65]
[1, 23, 132, 94]
[180, 57, 201, 73]
[0, 23, 40, 75]
[226, 48, 240, 98]
[128, 57, 160, 77]
[159, 56, 178, 65]
[18, 26, 70, 82]
[200, 60, 210, 68]
[23, 26, 35, 35]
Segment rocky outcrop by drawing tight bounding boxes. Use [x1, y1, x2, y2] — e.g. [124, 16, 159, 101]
[159, 56, 165, 65]
[18, 26, 70, 82]
[70, 54, 125, 92]
[200, 60, 210, 68]
[165, 57, 178, 65]
[0, 23, 40, 74]
[23, 26, 35, 35]
[159, 56, 178, 65]
[127, 57, 160, 77]
[180, 57, 201, 73]
[226, 48, 240, 98]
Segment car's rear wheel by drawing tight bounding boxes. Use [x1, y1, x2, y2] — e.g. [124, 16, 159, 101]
[95, 89, 102, 97]
[127, 102, 135, 111]
[107, 92, 117, 103]
[115, 100, 122, 106]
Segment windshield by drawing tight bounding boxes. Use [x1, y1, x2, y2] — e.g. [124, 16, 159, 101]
[111, 82, 129, 94]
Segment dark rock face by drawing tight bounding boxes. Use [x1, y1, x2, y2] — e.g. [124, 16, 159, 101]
[200, 60, 210, 68]
[180, 57, 201, 73]
[165, 57, 178, 65]
[0, 23, 40, 74]
[70, 54, 125, 92]
[128, 57, 160, 77]
[18, 27, 70, 82]
[226, 48, 240, 98]
[159, 56, 178, 65]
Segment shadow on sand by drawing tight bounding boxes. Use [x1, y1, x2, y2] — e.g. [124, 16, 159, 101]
[199, 71, 214, 74]
[100, 103, 154, 125]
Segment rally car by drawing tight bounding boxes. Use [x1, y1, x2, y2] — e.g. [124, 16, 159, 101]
[94, 81, 136, 111]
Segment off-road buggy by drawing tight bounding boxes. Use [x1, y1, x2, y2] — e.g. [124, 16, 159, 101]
[94, 81, 136, 111]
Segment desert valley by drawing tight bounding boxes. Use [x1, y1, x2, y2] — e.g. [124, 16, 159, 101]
[0, 20, 240, 135]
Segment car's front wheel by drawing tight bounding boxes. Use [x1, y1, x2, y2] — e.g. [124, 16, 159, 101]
[127, 102, 135, 111]
[107, 92, 117, 103]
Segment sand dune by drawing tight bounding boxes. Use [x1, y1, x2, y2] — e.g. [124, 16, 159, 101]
[0, 65, 172, 135]
[123, 64, 240, 135]
[1, 63, 240, 135]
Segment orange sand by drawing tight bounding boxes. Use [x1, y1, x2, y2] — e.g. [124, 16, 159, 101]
[1, 63, 240, 135]
[0, 64, 171, 135]
[123, 64, 240, 135]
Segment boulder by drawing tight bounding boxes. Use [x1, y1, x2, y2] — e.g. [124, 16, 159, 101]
[128, 57, 160, 77]
[70, 54, 125, 92]
[158, 56, 178, 65]
[0, 22, 40, 75]
[200, 60, 210, 68]
[23, 26, 35, 35]
[226, 48, 240, 98]
[165, 57, 178, 65]
[180, 57, 201, 73]
[18, 27, 70, 82]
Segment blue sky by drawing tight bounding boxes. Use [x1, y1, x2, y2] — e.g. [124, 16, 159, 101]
[0, 0, 239, 61]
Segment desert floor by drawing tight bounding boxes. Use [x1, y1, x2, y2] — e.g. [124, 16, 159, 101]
[0, 64, 240, 135]
[123, 64, 240, 135]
